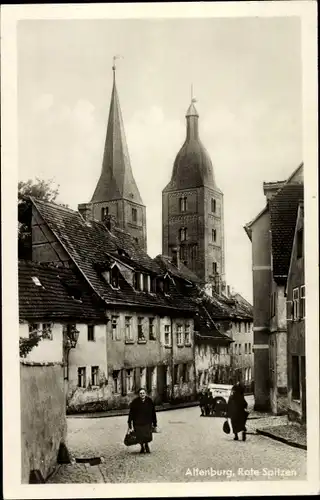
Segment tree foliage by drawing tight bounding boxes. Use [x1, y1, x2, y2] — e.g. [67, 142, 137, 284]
[18, 177, 60, 203]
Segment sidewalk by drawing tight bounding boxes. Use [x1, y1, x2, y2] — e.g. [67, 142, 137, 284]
[256, 421, 307, 450]
[67, 400, 200, 419]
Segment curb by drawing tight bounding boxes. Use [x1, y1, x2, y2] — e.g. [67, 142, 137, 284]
[67, 401, 200, 419]
[256, 429, 307, 450]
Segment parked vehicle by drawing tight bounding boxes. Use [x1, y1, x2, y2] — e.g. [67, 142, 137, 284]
[207, 384, 233, 417]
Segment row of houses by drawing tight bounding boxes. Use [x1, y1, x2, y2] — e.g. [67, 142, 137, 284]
[19, 196, 253, 415]
[245, 162, 305, 423]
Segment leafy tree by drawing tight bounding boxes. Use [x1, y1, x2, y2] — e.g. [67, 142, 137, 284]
[18, 178, 63, 259]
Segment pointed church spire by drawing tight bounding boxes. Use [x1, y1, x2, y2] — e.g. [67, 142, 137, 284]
[91, 58, 143, 205]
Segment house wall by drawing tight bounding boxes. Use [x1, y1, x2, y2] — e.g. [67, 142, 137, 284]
[228, 320, 254, 387]
[66, 313, 195, 413]
[20, 362, 67, 483]
[249, 209, 272, 411]
[287, 207, 305, 422]
[20, 322, 63, 364]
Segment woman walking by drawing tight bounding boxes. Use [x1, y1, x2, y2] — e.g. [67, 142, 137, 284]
[128, 388, 157, 454]
[227, 384, 248, 441]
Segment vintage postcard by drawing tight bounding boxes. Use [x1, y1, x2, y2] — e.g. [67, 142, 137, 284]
[1, 1, 319, 498]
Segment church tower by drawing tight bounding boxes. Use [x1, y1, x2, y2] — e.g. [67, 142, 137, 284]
[78, 60, 147, 250]
[162, 97, 225, 288]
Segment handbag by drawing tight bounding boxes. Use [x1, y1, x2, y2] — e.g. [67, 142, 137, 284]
[223, 419, 230, 434]
[124, 429, 138, 447]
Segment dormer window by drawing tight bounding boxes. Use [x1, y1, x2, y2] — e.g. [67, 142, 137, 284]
[110, 266, 120, 289]
[163, 276, 170, 294]
[150, 277, 157, 293]
[179, 197, 187, 212]
[134, 272, 142, 291]
[211, 198, 216, 213]
[143, 274, 151, 292]
[179, 228, 187, 241]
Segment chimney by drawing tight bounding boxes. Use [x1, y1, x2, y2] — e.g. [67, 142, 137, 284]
[103, 214, 117, 232]
[171, 246, 180, 269]
[78, 203, 92, 221]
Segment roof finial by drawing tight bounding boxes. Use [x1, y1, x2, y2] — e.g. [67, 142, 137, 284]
[191, 83, 197, 103]
[112, 55, 123, 80]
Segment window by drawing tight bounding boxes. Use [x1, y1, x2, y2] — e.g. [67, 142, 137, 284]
[78, 367, 86, 388]
[126, 369, 134, 392]
[238, 322, 241, 333]
[87, 325, 95, 342]
[292, 355, 300, 400]
[245, 343, 248, 354]
[164, 325, 171, 346]
[293, 288, 299, 320]
[29, 323, 40, 334]
[132, 207, 137, 224]
[234, 344, 237, 354]
[286, 300, 293, 322]
[249, 343, 252, 354]
[174, 365, 179, 384]
[149, 318, 156, 340]
[151, 367, 157, 388]
[111, 316, 120, 340]
[110, 266, 120, 289]
[125, 316, 133, 341]
[138, 317, 145, 341]
[101, 206, 109, 220]
[297, 228, 303, 259]
[182, 364, 189, 383]
[150, 277, 157, 293]
[42, 323, 53, 340]
[300, 286, 305, 319]
[212, 262, 217, 274]
[179, 228, 187, 241]
[180, 197, 187, 212]
[134, 272, 141, 291]
[211, 198, 216, 213]
[143, 274, 150, 292]
[185, 324, 191, 344]
[238, 344, 241, 355]
[212, 229, 217, 242]
[177, 325, 183, 345]
[91, 366, 99, 386]
[113, 370, 120, 393]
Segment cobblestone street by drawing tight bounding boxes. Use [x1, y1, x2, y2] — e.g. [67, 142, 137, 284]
[49, 406, 307, 483]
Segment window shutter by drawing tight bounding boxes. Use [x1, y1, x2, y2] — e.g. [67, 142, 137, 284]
[286, 301, 293, 321]
[121, 369, 127, 396]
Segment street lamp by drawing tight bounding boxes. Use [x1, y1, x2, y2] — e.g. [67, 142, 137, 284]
[63, 325, 80, 381]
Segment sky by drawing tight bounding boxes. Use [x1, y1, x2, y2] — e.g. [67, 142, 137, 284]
[17, 17, 302, 303]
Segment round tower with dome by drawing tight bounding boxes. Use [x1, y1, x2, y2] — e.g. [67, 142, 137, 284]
[162, 96, 225, 289]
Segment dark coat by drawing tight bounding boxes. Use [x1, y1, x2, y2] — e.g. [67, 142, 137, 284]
[128, 396, 157, 428]
[227, 388, 248, 434]
[128, 396, 157, 444]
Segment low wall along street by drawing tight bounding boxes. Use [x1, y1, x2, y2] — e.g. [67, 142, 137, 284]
[20, 361, 67, 483]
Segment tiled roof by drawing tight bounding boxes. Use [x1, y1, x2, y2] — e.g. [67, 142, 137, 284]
[154, 255, 202, 284]
[269, 184, 304, 280]
[30, 198, 196, 313]
[19, 260, 107, 322]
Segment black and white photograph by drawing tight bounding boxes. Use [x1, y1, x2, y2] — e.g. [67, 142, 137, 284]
[1, 1, 319, 498]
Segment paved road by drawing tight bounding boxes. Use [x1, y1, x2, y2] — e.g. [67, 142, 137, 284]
[50, 406, 306, 483]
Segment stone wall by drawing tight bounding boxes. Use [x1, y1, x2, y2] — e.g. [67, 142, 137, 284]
[20, 362, 67, 483]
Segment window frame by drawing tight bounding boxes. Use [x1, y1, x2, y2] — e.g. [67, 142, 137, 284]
[177, 324, 183, 346]
[293, 287, 300, 321]
[184, 323, 191, 345]
[212, 228, 217, 243]
[149, 318, 156, 341]
[164, 324, 171, 346]
[137, 316, 145, 342]
[211, 198, 216, 213]
[300, 285, 305, 319]
[125, 316, 133, 342]
[78, 367, 86, 388]
[112, 370, 120, 393]
[91, 366, 99, 386]
[42, 323, 53, 340]
[126, 369, 134, 393]
[132, 207, 138, 224]
[111, 315, 120, 341]
[87, 325, 95, 342]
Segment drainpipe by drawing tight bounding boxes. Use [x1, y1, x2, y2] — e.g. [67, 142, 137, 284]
[171, 317, 174, 402]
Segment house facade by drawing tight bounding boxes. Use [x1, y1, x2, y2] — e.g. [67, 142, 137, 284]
[19, 260, 108, 481]
[244, 163, 304, 413]
[28, 197, 197, 412]
[286, 202, 306, 422]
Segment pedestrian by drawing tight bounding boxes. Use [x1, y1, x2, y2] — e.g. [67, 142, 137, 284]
[199, 388, 208, 416]
[226, 383, 248, 441]
[128, 388, 157, 454]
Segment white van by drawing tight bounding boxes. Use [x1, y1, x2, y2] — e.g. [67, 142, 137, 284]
[207, 383, 233, 415]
